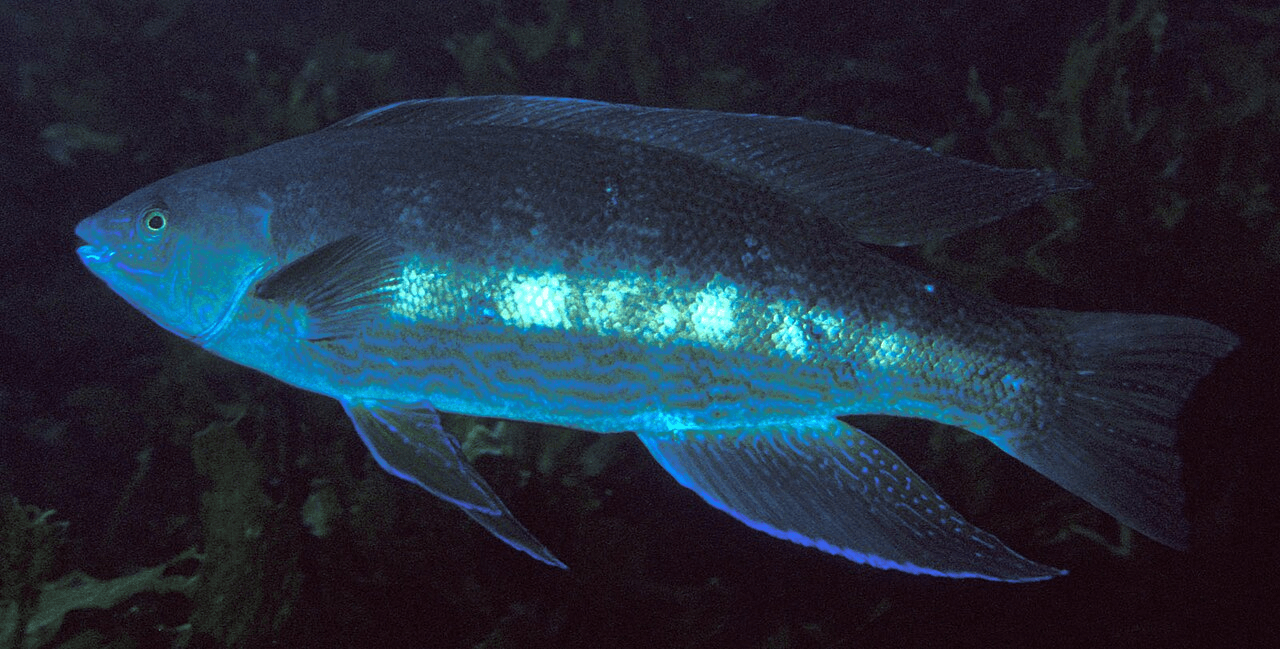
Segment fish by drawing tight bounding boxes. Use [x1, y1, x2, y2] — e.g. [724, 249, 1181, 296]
[75, 95, 1238, 582]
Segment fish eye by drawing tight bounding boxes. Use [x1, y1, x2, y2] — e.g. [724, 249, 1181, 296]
[138, 206, 168, 240]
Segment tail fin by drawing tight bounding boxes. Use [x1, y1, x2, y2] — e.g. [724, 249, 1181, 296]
[1011, 311, 1238, 548]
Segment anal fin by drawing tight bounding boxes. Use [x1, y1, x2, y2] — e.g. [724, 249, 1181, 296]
[640, 419, 1062, 582]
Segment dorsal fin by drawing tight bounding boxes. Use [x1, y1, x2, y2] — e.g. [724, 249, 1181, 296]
[330, 96, 1087, 246]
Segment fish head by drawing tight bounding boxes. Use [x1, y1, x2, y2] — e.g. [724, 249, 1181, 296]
[76, 166, 275, 343]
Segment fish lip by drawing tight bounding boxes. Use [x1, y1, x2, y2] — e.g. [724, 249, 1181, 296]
[75, 218, 112, 263]
[76, 243, 112, 264]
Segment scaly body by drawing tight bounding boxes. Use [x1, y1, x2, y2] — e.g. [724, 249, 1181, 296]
[211, 124, 1053, 440]
[77, 96, 1236, 582]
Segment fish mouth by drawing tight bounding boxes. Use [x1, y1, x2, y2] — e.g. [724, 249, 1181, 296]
[75, 218, 112, 264]
[77, 244, 111, 264]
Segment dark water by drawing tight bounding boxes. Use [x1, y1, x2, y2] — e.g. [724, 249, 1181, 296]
[2, 0, 1276, 647]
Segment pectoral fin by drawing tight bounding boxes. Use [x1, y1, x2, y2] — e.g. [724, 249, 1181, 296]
[639, 419, 1062, 582]
[254, 235, 403, 341]
[342, 398, 565, 568]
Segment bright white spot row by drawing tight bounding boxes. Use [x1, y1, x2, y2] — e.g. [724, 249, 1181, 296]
[388, 256, 850, 360]
[502, 271, 568, 328]
[770, 312, 809, 358]
[688, 283, 738, 343]
[863, 324, 915, 370]
[390, 260, 460, 321]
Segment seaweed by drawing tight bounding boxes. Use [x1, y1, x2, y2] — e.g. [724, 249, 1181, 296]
[0, 498, 197, 649]
[185, 413, 304, 648]
[1, 498, 64, 649]
[960, 0, 1278, 293]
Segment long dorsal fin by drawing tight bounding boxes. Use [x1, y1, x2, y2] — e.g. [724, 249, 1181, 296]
[331, 96, 1086, 246]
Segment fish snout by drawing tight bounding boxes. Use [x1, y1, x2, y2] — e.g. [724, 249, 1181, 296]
[75, 216, 114, 265]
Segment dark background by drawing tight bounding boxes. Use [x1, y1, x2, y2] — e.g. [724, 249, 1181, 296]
[1, 1, 1276, 647]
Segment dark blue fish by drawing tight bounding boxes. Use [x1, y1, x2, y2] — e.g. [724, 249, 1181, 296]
[75, 96, 1236, 582]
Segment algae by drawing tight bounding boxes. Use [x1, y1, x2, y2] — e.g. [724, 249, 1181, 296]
[0, 499, 198, 649]
[186, 414, 303, 648]
[0, 406, 310, 647]
[1, 499, 63, 649]
[21, 550, 199, 649]
[968, 0, 1278, 287]
[221, 37, 399, 155]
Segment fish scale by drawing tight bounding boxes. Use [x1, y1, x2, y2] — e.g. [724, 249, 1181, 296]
[76, 96, 1237, 581]
[352, 226, 1040, 434]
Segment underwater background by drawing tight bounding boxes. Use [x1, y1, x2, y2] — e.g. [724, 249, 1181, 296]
[1, 0, 1277, 647]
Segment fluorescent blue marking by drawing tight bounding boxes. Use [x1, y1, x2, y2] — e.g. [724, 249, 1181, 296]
[679, 478, 1055, 582]
[639, 420, 1064, 582]
[192, 261, 271, 346]
[77, 246, 109, 263]
[342, 99, 418, 124]
[342, 401, 501, 515]
[118, 264, 164, 278]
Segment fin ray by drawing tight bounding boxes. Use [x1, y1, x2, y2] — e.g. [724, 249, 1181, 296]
[1011, 310, 1239, 548]
[640, 419, 1063, 582]
[254, 235, 402, 341]
[331, 96, 1085, 246]
[342, 399, 566, 568]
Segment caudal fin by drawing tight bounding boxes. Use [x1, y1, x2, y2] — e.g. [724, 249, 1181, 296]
[1010, 311, 1238, 549]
